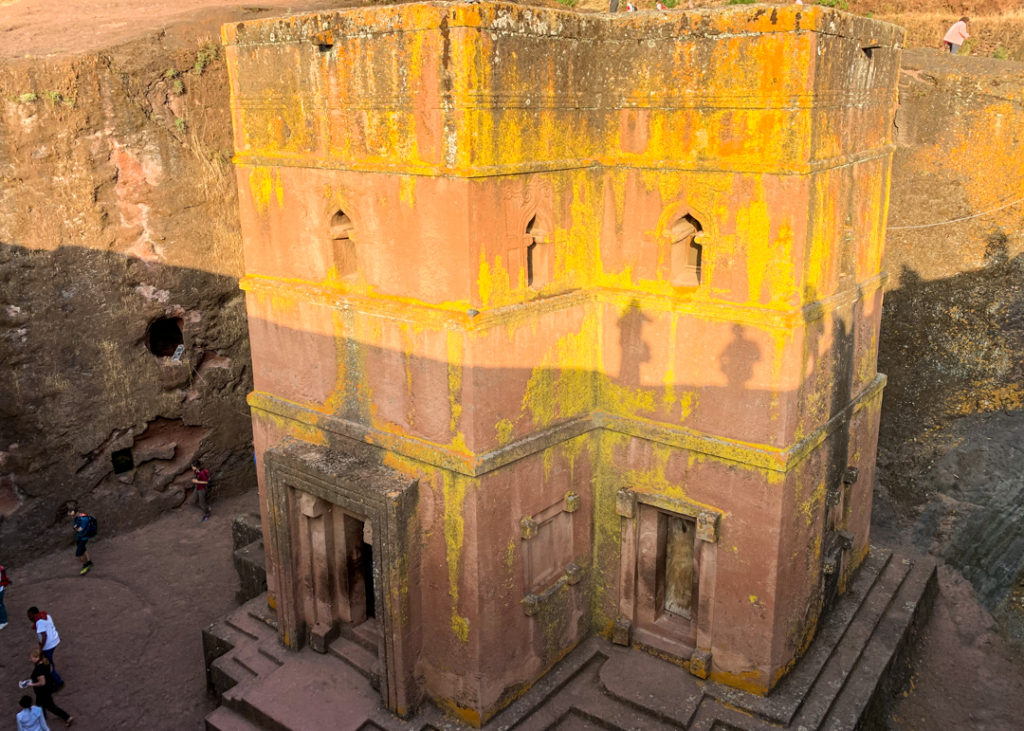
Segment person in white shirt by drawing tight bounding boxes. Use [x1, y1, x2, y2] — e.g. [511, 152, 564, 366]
[27, 607, 64, 686]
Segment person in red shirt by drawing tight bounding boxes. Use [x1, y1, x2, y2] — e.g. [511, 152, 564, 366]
[0, 562, 10, 629]
[191, 461, 212, 521]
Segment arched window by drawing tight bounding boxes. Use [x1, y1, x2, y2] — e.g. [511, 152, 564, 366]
[670, 214, 703, 287]
[330, 209, 357, 279]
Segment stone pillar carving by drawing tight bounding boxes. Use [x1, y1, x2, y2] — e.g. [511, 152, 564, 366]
[298, 492, 337, 652]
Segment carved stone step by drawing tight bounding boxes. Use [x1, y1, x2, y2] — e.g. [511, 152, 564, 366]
[343, 617, 380, 655]
[232, 643, 283, 679]
[820, 556, 938, 730]
[204, 704, 263, 731]
[328, 633, 381, 689]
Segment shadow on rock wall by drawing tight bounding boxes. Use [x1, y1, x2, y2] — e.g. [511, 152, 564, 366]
[875, 234, 1024, 610]
[0, 242, 254, 562]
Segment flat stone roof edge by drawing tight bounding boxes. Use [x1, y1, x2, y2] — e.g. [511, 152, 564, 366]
[222, 2, 903, 47]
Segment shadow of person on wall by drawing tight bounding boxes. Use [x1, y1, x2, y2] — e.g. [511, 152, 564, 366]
[617, 299, 652, 386]
[718, 323, 761, 389]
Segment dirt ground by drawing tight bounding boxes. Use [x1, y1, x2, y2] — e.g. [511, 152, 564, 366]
[883, 564, 1024, 729]
[0, 490, 259, 730]
[0, 0, 352, 60]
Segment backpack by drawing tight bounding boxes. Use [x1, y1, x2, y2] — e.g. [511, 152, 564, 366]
[78, 515, 98, 538]
[0, 564, 10, 588]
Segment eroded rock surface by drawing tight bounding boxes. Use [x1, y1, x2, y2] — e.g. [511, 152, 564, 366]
[0, 22, 257, 559]
[876, 49, 1024, 624]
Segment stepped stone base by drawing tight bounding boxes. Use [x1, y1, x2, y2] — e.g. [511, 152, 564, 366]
[203, 547, 936, 730]
[230, 513, 268, 604]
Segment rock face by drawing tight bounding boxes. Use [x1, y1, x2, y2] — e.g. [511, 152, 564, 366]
[877, 50, 1024, 612]
[0, 29, 253, 560]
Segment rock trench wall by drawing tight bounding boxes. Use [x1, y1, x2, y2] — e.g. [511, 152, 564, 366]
[0, 29, 253, 560]
[877, 49, 1024, 613]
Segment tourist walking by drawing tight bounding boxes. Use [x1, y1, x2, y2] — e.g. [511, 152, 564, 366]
[69, 507, 97, 575]
[0, 560, 10, 629]
[27, 606, 64, 686]
[16, 695, 50, 731]
[191, 460, 212, 521]
[26, 649, 73, 726]
[943, 16, 969, 54]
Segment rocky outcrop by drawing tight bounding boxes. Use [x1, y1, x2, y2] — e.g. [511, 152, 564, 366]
[0, 28, 253, 559]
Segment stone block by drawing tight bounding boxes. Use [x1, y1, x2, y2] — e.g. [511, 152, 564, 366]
[612, 617, 631, 646]
[565, 562, 582, 585]
[615, 488, 635, 518]
[233, 539, 267, 604]
[158, 361, 192, 389]
[309, 621, 338, 653]
[231, 512, 263, 551]
[696, 511, 718, 543]
[689, 649, 712, 679]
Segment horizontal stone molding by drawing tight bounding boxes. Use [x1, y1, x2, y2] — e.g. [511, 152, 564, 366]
[248, 372, 885, 477]
[222, 4, 903, 47]
[230, 146, 898, 179]
[240, 272, 888, 335]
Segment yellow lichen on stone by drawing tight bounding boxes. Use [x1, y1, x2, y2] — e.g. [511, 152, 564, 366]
[447, 331, 464, 438]
[248, 166, 283, 215]
[522, 311, 598, 428]
[495, 418, 514, 446]
[443, 471, 471, 643]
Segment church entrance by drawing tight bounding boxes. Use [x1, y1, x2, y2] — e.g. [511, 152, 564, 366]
[263, 441, 420, 715]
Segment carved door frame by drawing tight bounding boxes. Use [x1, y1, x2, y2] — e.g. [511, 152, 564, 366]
[614, 487, 720, 675]
[264, 441, 419, 715]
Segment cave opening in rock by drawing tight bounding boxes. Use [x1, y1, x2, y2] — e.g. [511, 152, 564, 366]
[111, 448, 135, 474]
[146, 317, 184, 357]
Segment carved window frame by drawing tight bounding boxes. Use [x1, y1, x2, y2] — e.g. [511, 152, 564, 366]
[328, 208, 357, 280]
[519, 491, 582, 615]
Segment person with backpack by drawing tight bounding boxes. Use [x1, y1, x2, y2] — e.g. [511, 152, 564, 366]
[68, 508, 97, 575]
[0, 560, 11, 629]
